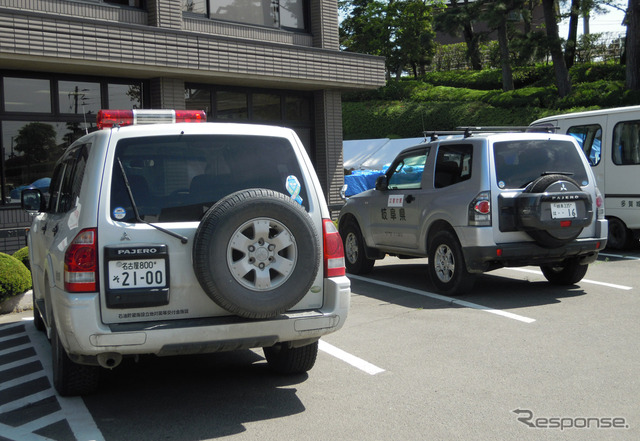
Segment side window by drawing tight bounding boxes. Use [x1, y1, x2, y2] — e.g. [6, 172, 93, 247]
[387, 150, 427, 190]
[55, 145, 89, 213]
[567, 124, 602, 166]
[612, 120, 640, 165]
[47, 163, 66, 212]
[434, 144, 473, 188]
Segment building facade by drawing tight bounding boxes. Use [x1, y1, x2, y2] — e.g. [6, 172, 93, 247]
[0, 0, 385, 252]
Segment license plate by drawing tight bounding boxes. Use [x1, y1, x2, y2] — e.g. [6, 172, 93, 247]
[108, 259, 167, 289]
[551, 202, 577, 219]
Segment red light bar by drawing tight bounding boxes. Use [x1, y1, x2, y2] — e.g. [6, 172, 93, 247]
[97, 109, 206, 129]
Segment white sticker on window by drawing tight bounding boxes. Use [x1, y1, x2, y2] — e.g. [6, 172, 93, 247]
[388, 195, 403, 207]
[113, 207, 126, 220]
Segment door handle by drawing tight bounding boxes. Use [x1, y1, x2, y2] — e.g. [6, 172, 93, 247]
[52, 224, 58, 235]
[42, 224, 47, 232]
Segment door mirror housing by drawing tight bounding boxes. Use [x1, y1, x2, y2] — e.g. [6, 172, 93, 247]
[375, 175, 388, 191]
[21, 188, 46, 213]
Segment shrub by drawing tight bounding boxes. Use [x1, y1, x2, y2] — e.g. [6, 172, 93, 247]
[0, 253, 32, 303]
[12, 246, 30, 271]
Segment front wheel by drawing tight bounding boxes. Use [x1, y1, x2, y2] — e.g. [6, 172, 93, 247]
[427, 230, 476, 295]
[263, 340, 318, 374]
[340, 221, 375, 275]
[540, 260, 588, 285]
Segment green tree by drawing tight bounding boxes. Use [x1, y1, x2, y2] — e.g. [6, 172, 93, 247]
[340, 0, 439, 78]
[627, 0, 640, 90]
[542, 0, 572, 96]
[434, 0, 485, 70]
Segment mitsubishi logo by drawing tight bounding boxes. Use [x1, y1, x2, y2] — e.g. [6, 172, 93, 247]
[560, 183, 567, 191]
[120, 232, 131, 241]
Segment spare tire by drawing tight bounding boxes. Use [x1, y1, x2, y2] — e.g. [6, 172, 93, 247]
[193, 188, 320, 319]
[517, 174, 593, 248]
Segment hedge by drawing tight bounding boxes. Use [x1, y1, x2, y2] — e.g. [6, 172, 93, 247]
[0, 253, 32, 303]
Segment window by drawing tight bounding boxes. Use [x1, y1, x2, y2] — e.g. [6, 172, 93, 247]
[59, 81, 101, 115]
[216, 91, 248, 120]
[388, 150, 428, 190]
[253, 93, 280, 121]
[434, 145, 472, 188]
[567, 124, 602, 166]
[185, 0, 307, 31]
[56, 145, 89, 213]
[612, 120, 640, 165]
[494, 140, 589, 189]
[3, 78, 51, 113]
[111, 134, 309, 223]
[1, 73, 147, 204]
[108, 83, 143, 109]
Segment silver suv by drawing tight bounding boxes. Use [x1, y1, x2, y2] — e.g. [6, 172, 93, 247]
[338, 130, 607, 295]
[22, 109, 350, 396]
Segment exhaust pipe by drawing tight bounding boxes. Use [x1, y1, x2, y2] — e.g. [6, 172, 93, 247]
[97, 352, 123, 369]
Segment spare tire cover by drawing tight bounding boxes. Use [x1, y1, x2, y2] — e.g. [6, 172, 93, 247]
[520, 174, 591, 248]
[193, 188, 320, 319]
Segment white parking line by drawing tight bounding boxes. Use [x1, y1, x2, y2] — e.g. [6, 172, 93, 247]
[348, 274, 536, 324]
[506, 268, 633, 290]
[598, 252, 640, 261]
[319, 340, 385, 375]
[23, 318, 106, 441]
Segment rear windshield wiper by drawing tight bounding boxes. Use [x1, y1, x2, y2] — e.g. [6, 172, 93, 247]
[116, 158, 188, 244]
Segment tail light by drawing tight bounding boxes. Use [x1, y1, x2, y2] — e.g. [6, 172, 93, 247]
[322, 219, 345, 277]
[595, 188, 605, 219]
[64, 228, 98, 292]
[96, 109, 206, 129]
[468, 191, 491, 226]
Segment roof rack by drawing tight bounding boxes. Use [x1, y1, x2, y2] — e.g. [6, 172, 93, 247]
[423, 125, 558, 140]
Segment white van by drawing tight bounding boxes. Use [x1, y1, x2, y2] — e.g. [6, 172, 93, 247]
[530, 105, 640, 249]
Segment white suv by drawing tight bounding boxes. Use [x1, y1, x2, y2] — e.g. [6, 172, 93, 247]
[339, 130, 607, 295]
[22, 109, 350, 396]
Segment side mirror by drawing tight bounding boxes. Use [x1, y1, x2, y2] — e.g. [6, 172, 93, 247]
[21, 188, 46, 213]
[340, 184, 348, 201]
[375, 175, 388, 191]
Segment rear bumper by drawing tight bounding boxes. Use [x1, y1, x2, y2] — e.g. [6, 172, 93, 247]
[463, 237, 607, 273]
[53, 276, 350, 363]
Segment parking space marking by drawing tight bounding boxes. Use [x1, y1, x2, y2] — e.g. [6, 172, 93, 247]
[506, 268, 633, 290]
[599, 252, 640, 261]
[319, 340, 385, 375]
[0, 320, 105, 441]
[348, 274, 536, 324]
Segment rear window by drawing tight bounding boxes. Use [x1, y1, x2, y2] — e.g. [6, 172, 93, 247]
[493, 139, 589, 189]
[110, 134, 309, 222]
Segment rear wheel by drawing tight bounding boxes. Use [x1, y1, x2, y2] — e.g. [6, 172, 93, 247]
[341, 221, 375, 275]
[263, 340, 318, 374]
[51, 320, 100, 396]
[32, 292, 45, 332]
[427, 230, 476, 295]
[607, 217, 634, 250]
[540, 259, 588, 285]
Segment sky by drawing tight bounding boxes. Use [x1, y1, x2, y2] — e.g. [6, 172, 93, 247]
[558, 4, 627, 39]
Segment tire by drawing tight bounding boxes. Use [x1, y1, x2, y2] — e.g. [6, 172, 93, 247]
[540, 260, 589, 285]
[51, 320, 100, 396]
[340, 221, 375, 275]
[427, 230, 476, 295]
[607, 217, 634, 250]
[521, 174, 588, 248]
[263, 340, 318, 374]
[193, 189, 320, 319]
[33, 291, 45, 332]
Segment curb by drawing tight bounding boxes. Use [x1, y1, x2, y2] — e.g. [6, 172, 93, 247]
[0, 289, 33, 315]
